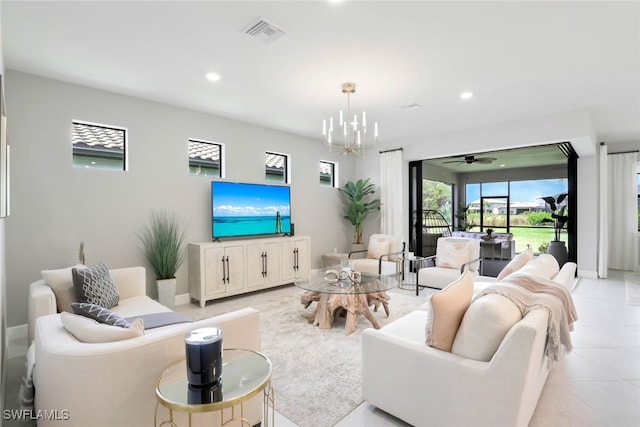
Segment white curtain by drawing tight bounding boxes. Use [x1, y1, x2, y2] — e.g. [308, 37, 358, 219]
[607, 151, 638, 271]
[380, 149, 403, 237]
[598, 143, 608, 278]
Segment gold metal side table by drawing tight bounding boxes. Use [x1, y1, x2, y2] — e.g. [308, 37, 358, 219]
[155, 349, 274, 427]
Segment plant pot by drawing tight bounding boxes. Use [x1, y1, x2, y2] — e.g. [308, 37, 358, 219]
[547, 241, 568, 268]
[350, 243, 365, 253]
[157, 278, 176, 309]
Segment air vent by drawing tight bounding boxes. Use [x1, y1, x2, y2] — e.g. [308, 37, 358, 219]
[243, 17, 286, 43]
[399, 103, 422, 110]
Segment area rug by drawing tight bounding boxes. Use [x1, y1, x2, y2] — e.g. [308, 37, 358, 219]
[624, 270, 640, 306]
[251, 287, 430, 426]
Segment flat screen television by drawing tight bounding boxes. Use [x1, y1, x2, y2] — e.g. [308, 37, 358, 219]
[211, 181, 291, 239]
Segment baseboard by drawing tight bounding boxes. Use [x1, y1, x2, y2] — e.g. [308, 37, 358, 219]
[175, 293, 190, 306]
[577, 269, 598, 279]
[7, 323, 27, 341]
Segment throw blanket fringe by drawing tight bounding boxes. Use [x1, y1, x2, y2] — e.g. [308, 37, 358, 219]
[474, 272, 578, 368]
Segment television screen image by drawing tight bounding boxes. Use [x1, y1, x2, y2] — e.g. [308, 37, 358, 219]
[211, 182, 291, 238]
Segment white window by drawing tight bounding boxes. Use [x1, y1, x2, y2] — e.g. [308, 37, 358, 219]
[188, 139, 224, 178]
[266, 151, 290, 184]
[72, 120, 126, 171]
[319, 160, 338, 187]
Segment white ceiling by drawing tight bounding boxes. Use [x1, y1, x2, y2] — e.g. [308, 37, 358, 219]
[3, 1, 640, 151]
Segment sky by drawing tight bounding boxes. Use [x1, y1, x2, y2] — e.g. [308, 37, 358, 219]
[466, 178, 568, 205]
[212, 182, 291, 217]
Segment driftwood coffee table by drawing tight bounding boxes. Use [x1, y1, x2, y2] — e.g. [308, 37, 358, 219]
[295, 267, 398, 335]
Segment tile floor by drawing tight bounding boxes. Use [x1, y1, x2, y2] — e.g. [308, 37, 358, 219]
[5, 269, 639, 426]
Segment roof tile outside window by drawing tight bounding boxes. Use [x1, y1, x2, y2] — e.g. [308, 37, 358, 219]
[72, 121, 126, 170]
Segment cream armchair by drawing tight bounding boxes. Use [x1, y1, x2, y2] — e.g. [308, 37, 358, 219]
[348, 234, 405, 275]
[417, 237, 481, 292]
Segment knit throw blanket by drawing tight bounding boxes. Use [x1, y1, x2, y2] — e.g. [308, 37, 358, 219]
[474, 272, 578, 367]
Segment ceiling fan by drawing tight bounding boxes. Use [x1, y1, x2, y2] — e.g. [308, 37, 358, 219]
[442, 154, 497, 165]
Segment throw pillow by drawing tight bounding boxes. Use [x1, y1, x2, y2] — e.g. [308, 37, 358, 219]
[517, 253, 559, 280]
[72, 262, 120, 308]
[61, 312, 144, 343]
[436, 238, 474, 271]
[70, 302, 130, 328]
[496, 248, 534, 280]
[367, 236, 390, 260]
[450, 294, 523, 362]
[425, 269, 474, 352]
[41, 264, 85, 313]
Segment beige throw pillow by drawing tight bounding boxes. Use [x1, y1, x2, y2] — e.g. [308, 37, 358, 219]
[368, 236, 390, 260]
[61, 312, 144, 343]
[496, 248, 534, 280]
[518, 253, 559, 280]
[451, 294, 522, 361]
[425, 269, 474, 352]
[41, 264, 85, 313]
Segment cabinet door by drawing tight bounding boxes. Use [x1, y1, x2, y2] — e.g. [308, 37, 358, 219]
[281, 238, 310, 282]
[246, 244, 268, 288]
[294, 238, 310, 279]
[247, 242, 281, 288]
[204, 247, 227, 296]
[224, 245, 245, 292]
[263, 242, 281, 284]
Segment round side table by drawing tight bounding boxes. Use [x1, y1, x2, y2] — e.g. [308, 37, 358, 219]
[396, 256, 428, 292]
[155, 349, 273, 427]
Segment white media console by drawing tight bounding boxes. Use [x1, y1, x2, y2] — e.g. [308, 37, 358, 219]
[188, 236, 311, 307]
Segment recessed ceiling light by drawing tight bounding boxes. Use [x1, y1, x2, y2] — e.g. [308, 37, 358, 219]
[206, 72, 221, 82]
[460, 91, 473, 100]
[500, 164, 506, 167]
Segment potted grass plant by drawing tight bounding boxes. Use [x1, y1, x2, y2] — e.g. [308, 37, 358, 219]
[138, 210, 187, 309]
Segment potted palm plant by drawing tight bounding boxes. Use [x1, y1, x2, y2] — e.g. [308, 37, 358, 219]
[539, 192, 569, 266]
[339, 178, 380, 250]
[138, 210, 187, 309]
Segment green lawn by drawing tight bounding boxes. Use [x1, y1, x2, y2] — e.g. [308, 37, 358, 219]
[468, 226, 562, 254]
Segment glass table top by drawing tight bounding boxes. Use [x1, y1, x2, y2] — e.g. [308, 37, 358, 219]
[155, 349, 272, 412]
[295, 265, 398, 294]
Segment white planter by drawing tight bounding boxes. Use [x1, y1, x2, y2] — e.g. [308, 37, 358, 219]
[350, 243, 365, 253]
[157, 278, 176, 309]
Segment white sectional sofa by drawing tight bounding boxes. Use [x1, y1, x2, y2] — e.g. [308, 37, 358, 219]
[29, 266, 262, 427]
[362, 254, 577, 427]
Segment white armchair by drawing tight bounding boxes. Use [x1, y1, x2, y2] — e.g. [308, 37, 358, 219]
[348, 234, 405, 275]
[417, 237, 481, 292]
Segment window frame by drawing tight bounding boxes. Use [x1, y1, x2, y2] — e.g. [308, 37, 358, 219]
[71, 120, 127, 171]
[265, 151, 291, 184]
[188, 138, 225, 178]
[319, 160, 338, 188]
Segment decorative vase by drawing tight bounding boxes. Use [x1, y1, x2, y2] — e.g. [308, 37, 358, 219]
[547, 241, 568, 267]
[157, 278, 176, 309]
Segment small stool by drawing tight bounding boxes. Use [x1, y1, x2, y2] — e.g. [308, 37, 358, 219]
[322, 253, 348, 268]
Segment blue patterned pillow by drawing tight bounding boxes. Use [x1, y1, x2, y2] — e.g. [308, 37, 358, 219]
[72, 262, 119, 308]
[70, 302, 130, 328]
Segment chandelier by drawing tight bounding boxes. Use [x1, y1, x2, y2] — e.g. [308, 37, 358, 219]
[322, 82, 378, 157]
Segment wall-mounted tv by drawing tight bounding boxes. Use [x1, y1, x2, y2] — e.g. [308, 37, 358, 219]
[211, 181, 291, 239]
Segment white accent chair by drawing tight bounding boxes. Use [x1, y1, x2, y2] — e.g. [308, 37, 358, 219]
[417, 237, 481, 291]
[348, 234, 405, 275]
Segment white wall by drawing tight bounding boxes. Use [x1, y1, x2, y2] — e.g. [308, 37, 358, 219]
[4, 70, 355, 327]
[357, 109, 600, 277]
